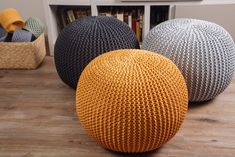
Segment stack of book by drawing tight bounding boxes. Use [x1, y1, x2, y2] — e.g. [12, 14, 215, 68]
[98, 7, 144, 42]
[57, 6, 91, 31]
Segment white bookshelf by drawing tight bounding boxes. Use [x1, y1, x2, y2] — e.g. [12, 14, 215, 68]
[43, 0, 235, 55]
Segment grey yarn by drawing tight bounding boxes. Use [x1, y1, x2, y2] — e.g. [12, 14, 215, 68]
[24, 17, 44, 38]
[0, 26, 7, 42]
[12, 29, 33, 42]
[142, 18, 235, 102]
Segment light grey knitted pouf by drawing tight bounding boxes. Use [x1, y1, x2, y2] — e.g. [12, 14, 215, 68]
[142, 18, 235, 102]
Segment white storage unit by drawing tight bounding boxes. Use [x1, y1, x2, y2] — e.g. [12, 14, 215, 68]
[43, 0, 235, 55]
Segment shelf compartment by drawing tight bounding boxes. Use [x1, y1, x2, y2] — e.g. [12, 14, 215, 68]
[150, 5, 169, 29]
[97, 6, 144, 42]
[52, 5, 91, 31]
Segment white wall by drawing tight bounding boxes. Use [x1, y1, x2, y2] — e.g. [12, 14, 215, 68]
[175, 4, 235, 41]
[0, 0, 46, 31]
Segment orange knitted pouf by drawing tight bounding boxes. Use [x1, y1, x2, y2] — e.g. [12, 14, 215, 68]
[76, 49, 188, 153]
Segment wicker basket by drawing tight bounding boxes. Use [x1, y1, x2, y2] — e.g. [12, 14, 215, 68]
[0, 33, 46, 69]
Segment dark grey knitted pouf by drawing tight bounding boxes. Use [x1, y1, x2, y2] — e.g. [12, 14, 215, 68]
[142, 18, 235, 102]
[54, 16, 140, 89]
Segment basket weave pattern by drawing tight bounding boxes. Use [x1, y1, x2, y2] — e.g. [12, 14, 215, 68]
[76, 49, 188, 153]
[0, 33, 46, 69]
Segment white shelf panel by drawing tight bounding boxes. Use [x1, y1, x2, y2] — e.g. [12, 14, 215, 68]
[95, 3, 146, 6]
[120, 0, 235, 5]
[49, 0, 235, 6]
[49, 0, 91, 6]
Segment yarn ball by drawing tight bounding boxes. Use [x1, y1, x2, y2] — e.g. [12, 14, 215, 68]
[142, 18, 235, 102]
[24, 17, 44, 38]
[54, 16, 140, 89]
[0, 8, 24, 32]
[0, 26, 7, 41]
[12, 29, 33, 42]
[76, 49, 188, 153]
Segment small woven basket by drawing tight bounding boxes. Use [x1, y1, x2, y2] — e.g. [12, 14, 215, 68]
[0, 33, 46, 69]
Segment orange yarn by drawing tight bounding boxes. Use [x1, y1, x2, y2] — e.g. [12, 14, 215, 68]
[76, 49, 188, 153]
[0, 8, 24, 32]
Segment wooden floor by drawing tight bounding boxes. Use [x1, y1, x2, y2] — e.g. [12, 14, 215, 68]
[0, 57, 235, 157]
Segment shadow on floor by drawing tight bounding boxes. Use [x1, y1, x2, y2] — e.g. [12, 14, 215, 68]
[188, 98, 216, 109]
[105, 147, 161, 157]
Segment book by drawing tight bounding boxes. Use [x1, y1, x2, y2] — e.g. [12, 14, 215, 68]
[81, 9, 87, 17]
[140, 14, 144, 41]
[99, 11, 112, 17]
[106, 12, 112, 17]
[150, 6, 169, 29]
[136, 21, 140, 41]
[99, 13, 107, 16]
[86, 9, 91, 16]
[74, 9, 82, 19]
[58, 8, 69, 29]
[138, 9, 143, 41]
[67, 10, 76, 23]
[124, 11, 129, 24]
[96, 6, 145, 41]
[132, 10, 137, 34]
[128, 14, 132, 28]
[117, 10, 124, 22]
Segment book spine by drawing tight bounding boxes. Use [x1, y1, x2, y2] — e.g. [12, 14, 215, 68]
[132, 10, 137, 34]
[124, 12, 129, 24]
[81, 9, 87, 17]
[139, 13, 143, 42]
[67, 10, 76, 23]
[117, 12, 124, 22]
[136, 21, 140, 42]
[106, 12, 112, 17]
[57, 8, 65, 30]
[61, 9, 68, 27]
[132, 19, 136, 34]
[128, 14, 132, 29]
[87, 9, 91, 16]
[74, 9, 80, 19]
[99, 13, 106, 16]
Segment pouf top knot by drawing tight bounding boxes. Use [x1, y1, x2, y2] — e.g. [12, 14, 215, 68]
[54, 16, 139, 89]
[76, 49, 188, 153]
[142, 18, 235, 102]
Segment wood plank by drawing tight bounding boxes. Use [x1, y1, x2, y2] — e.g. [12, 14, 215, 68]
[0, 56, 234, 157]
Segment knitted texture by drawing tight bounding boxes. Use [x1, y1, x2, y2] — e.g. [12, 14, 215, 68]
[142, 18, 235, 102]
[12, 29, 33, 42]
[0, 26, 7, 42]
[54, 16, 140, 89]
[76, 49, 188, 153]
[24, 17, 44, 38]
[0, 8, 24, 32]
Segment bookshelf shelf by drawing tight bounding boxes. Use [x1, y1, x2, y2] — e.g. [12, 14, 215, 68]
[44, 0, 172, 55]
[49, 0, 91, 6]
[43, 0, 235, 55]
